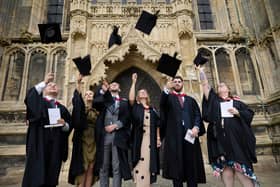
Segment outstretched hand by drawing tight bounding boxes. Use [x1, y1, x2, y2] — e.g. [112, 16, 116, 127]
[195, 65, 205, 72]
[77, 74, 83, 84]
[44, 72, 54, 84]
[132, 73, 137, 84]
[102, 79, 109, 92]
[194, 64, 200, 70]
[165, 78, 174, 90]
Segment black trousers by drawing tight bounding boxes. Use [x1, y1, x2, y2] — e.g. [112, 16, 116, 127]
[173, 179, 197, 187]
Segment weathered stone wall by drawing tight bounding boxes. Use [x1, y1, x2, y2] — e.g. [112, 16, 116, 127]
[0, 0, 279, 161]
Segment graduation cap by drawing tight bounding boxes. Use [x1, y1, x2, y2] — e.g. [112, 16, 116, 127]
[193, 52, 208, 66]
[108, 26, 122, 48]
[157, 52, 182, 77]
[73, 55, 91, 76]
[135, 10, 160, 35]
[38, 23, 62, 44]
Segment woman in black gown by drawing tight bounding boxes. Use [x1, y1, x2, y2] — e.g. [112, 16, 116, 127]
[197, 67, 258, 187]
[68, 74, 98, 187]
[129, 73, 161, 187]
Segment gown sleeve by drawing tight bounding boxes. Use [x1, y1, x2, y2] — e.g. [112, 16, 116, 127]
[93, 89, 114, 111]
[24, 87, 43, 123]
[159, 91, 169, 140]
[236, 100, 257, 163]
[71, 89, 87, 130]
[202, 88, 220, 123]
[191, 98, 205, 136]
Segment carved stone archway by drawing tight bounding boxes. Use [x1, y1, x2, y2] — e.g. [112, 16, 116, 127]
[113, 67, 162, 109]
[86, 27, 166, 88]
[88, 45, 166, 109]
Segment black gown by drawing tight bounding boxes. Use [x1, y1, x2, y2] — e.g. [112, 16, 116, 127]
[130, 103, 160, 183]
[22, 87, 71, 187]
[68, 89, 98, 185]
[202, 89, 257, 175]
[160, 91, 206, 183]
[92, 89, 132, 180]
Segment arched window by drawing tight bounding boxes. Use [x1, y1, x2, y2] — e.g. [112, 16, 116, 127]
[27, 50, 47, 91]
[235, 48, 260, 95]
[47, 0, 64, 24]
[198, 48, 216, 88]
[197, 0, 214, 30]
[2, 50, 25, 101]
[52, 50, 67, 100]
[215, 48, 236, 94]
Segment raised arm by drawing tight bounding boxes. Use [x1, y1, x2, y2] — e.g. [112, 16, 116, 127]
[34, 72, 54, 94]
[129, 73, 137, 106]
[76, 74, 83, 94]
[93, 80, 111, 110]
[197, 66, 211, 100]
[159, 79, 173, 139]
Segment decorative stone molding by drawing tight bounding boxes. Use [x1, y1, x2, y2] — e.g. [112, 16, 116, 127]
[70, 0, 88, 12]
[271, 24, 280, 33]
[0, 37, 11, 47]
[19, 29, 34, 43]
[97, 27, 161, 65]
[90, 2, 173, 17]
[70, 15, 87, 39]
[86, 27, 163, 86]
[177, 14, 193, 38]
[226, 31, 246, 43]
[0, 110, 26, 123]
[172, 0, 192, 14]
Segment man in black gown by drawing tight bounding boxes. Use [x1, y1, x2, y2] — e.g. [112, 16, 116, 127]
[93, 81, 131, 187]
[22, 72, 71, 187]
[160, 76, 206, 187]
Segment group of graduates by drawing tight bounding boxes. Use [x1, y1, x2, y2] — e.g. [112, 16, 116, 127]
[22, 65, 258, 187]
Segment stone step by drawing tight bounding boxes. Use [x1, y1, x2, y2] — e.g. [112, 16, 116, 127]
[0, 145, 25, 185]
[0, 145, 26, 171]
[0, 166, 24, 186]
[0, 123, 27, 145]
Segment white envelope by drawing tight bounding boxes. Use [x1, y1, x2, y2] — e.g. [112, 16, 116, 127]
[184, 129, 195, 144]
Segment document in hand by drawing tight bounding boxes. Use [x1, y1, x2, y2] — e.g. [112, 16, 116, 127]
[45, 108, 64, 128]
[220, 100, 234, 118]
[184, 129, 195, 144]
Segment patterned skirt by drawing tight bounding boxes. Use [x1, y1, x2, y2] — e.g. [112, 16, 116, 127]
[211, 158, 259, 186]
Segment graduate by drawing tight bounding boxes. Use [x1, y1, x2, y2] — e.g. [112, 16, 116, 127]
[198, 66, 258, 187]
[68, 55, 98, 187]
[93, 80, 132, 187]
[160, 76, 206, 187]
[22, 72, 71, 187]
[129, 73, 161, 187]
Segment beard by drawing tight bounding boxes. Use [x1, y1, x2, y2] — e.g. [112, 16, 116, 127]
[174, 87, 183, 93]
[110, 89, 119, 93]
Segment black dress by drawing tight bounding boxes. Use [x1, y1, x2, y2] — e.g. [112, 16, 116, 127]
[202, 88, 257, 181]
[130, 103, 160, 185]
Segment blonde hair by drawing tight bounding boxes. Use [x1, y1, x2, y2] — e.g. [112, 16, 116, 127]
[217, 82, 233, 98]
[136, 89, 151, 106]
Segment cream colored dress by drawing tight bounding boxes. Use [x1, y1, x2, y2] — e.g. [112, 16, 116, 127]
[133, 110, 151, 187]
